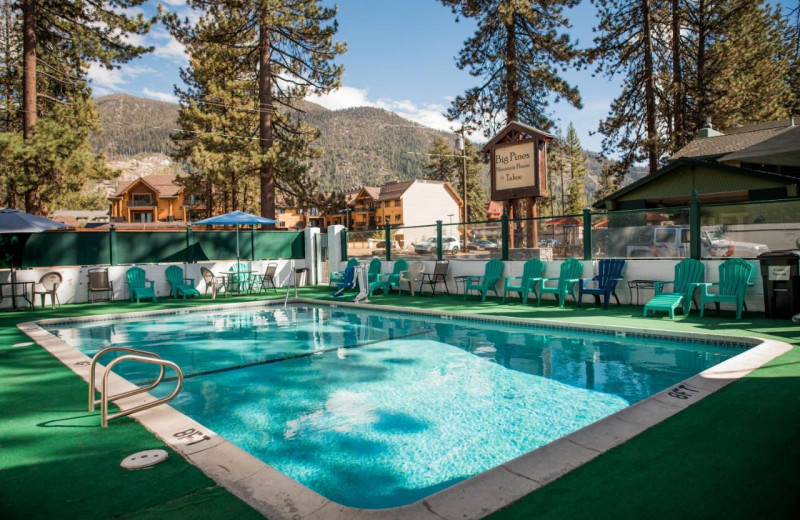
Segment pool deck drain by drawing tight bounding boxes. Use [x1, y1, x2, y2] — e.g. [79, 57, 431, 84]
[17, 297, 793, 520]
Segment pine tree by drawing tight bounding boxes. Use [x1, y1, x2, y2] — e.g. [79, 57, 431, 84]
[9, 0, 153, 215]
[565, 123, 587, 215]
[592, 0, 661, 179]
[166, 0, 345, 220]
[423, 135, 487, 222]
[439, 0, 582, 135]
[423, 136, 458, 185]
[546, 127, 568, 215]
[595, 160, 619, 202]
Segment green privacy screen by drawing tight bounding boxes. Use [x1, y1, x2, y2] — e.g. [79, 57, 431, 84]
[18, 230, 304, 268]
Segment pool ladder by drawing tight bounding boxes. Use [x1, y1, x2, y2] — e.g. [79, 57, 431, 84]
[88, 347, 183, 428]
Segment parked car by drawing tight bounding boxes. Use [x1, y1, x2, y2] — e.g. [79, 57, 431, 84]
[415, 236, 460, 255]
[475, 239, 499, 250]
[614, 225, 768, 258]
[371, 240, 400, 255]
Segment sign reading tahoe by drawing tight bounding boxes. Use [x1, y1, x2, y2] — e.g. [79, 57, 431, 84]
[495, 141, 536, 192]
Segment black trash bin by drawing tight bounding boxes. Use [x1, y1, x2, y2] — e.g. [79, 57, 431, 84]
[758, 250, 800, 319]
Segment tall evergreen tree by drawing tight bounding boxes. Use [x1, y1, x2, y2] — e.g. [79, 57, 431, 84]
[546, 127, 568, 215]
[591, 0, 661, 179]
[166, 0, 345, 220]
[14, 0, 154, 214]
[423, 135, 487, 222]
[565, 123, 587, 214]
[439, 0, 582, 135]
[423, 136, 459, 186]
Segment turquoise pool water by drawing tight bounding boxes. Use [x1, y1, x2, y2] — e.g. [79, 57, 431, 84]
[47, 304, 742, 509]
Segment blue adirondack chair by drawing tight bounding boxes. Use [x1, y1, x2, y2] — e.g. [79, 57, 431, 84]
[503, 258, 545, 304]
[578, 259, 626, 309]
[694, 257, 754, 320]
[465, 258, 505, 302]
[332, 266, 356, 297]
[165, 265, 200, 299]
[330, 258, 359, 286]
[537, 258, 583, 307]
[126, 266, 156, 303]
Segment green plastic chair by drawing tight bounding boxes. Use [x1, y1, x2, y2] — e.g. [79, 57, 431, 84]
[537, 258, 583, 307]
[370, 259, 408, 297]
[330, 258, 359, 286]
[465, 258, 505, 302]
[126, 266, 156, 303]
[648, 258, 705, 316]
[229, 262, 252, 293]
[165, 265, 200, 299]
[503, 258, 545, 304]
[367, 257, 382, 284]
[694, 257, 754, 320]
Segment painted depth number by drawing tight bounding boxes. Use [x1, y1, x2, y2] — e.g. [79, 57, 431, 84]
[668, 383, 700, 400]
[173, 427, 211, 446]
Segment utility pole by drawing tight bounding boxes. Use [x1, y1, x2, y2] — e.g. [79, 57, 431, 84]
[456, 129, 469, 253]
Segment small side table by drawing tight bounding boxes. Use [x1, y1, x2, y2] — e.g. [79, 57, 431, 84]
[627, 279, 656, 306]
[453, 276, 468, 296]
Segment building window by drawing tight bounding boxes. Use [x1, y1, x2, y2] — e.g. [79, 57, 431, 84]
[394, 214, 401, 221]
[395, 200, 401, 207]
[132, 194, 152, 206]
[132, 211, 153, 223]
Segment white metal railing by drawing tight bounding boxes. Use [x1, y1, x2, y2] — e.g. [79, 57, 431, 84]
[88, 347, 183, 428]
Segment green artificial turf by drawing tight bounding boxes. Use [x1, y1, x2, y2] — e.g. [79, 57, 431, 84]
[1, 287, 799, 519]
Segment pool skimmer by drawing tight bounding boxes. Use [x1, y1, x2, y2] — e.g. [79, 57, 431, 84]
[121, 449, 168, 470]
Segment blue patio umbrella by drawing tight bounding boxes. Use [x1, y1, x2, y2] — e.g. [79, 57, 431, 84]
[0, 208, 68, 305]
[192, 211, 277, 290]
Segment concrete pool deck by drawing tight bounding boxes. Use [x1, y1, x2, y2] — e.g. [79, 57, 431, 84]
[2, 287, 800, 519]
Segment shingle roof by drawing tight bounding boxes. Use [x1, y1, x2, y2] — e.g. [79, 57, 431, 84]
[670, 119, 797, 161]
[377, 180, 415, 201]
[113, 174, 183, 198]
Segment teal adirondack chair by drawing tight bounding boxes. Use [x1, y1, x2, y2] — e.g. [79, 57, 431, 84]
[165, 265, 200, 299]
[371, 258, 409, 296]
[126, 266, 156, 303]
[465, 258, 505, 302]
[229, 262, 253, 293]
[367, 257, 382, 284]
[537, 258, 583, 307]
[694, 257, 754, 320]
[330, 258, 359, 286]
[503, 258, 545, 304]
[644, 258, 705, 318]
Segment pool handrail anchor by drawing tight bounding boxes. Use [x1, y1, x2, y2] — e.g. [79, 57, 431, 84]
[88, 347, 165, 412]
[100, 355, 183, 428]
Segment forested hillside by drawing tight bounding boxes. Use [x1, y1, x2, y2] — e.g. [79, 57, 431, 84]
[91, 94, 641, 199]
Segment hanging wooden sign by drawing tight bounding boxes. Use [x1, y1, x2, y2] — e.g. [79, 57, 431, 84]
[482, 121, 553, 202]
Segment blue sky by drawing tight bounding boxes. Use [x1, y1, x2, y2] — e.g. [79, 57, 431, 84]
[88, 0, 796, 154]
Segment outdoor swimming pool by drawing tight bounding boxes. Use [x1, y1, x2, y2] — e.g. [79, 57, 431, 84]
[43, 303, 745, 509]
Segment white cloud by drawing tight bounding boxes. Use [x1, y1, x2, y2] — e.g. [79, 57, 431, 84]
[149, 30, 188, 63]
[86, 62, 158, 96]
[143, 88, 178, 103]
[307, 85, 468, 136]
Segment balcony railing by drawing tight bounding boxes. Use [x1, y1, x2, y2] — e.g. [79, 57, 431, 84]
[127, 200, 155, 208]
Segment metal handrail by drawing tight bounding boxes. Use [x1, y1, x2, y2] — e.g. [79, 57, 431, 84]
[101, 355, 183, 428]
[88, 347, 165, 411]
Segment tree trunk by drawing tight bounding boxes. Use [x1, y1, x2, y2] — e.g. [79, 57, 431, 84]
[258, 17, 275, 221]
[22, 0, 41, 214]
[671, 0, 685, 148]
[504, 13, 519, 122]
[642, 0, 659, 173]
[695, 0, 708, 131]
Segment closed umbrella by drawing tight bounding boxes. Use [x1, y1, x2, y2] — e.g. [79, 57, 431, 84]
[0, 208, 68, 309]
[192, 211, 277, 293]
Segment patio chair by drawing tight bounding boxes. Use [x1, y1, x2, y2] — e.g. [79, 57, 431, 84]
[229, 262, 253, 293]
[165, 265, 200, 299]
[503, 258, 545, 304]
[330, 258, 358, 286]
[367, 257, 382, 284]
[126, 267, 156, 303]
[374, 258, 409, 296]
[32, 271, 62, 309]
[420, 260, 449, 295]
[200, 267, 227, 299]
[399, 261, 424, 295]
[694, 257, 754, 320]
[578, 259, 626, 309]
[256, 262, 279, 293]
[332, 266, 356, 297]
[643, 258, 704, 319]
[537, 258, 583, 307]
[87, 268, 113, 303]
[465, 258, 505, 302]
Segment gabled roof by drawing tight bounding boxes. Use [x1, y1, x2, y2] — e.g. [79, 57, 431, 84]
[112, 174, 183, 198]
[592, 157, 798, 208]
[481, 121, 554, 153]
[720, 125, 800, 166]
[376, 180, 415, 201]
[670, 119, 798, 162]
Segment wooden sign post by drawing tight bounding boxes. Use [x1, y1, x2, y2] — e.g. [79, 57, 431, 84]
[481, 122, 553, 250]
